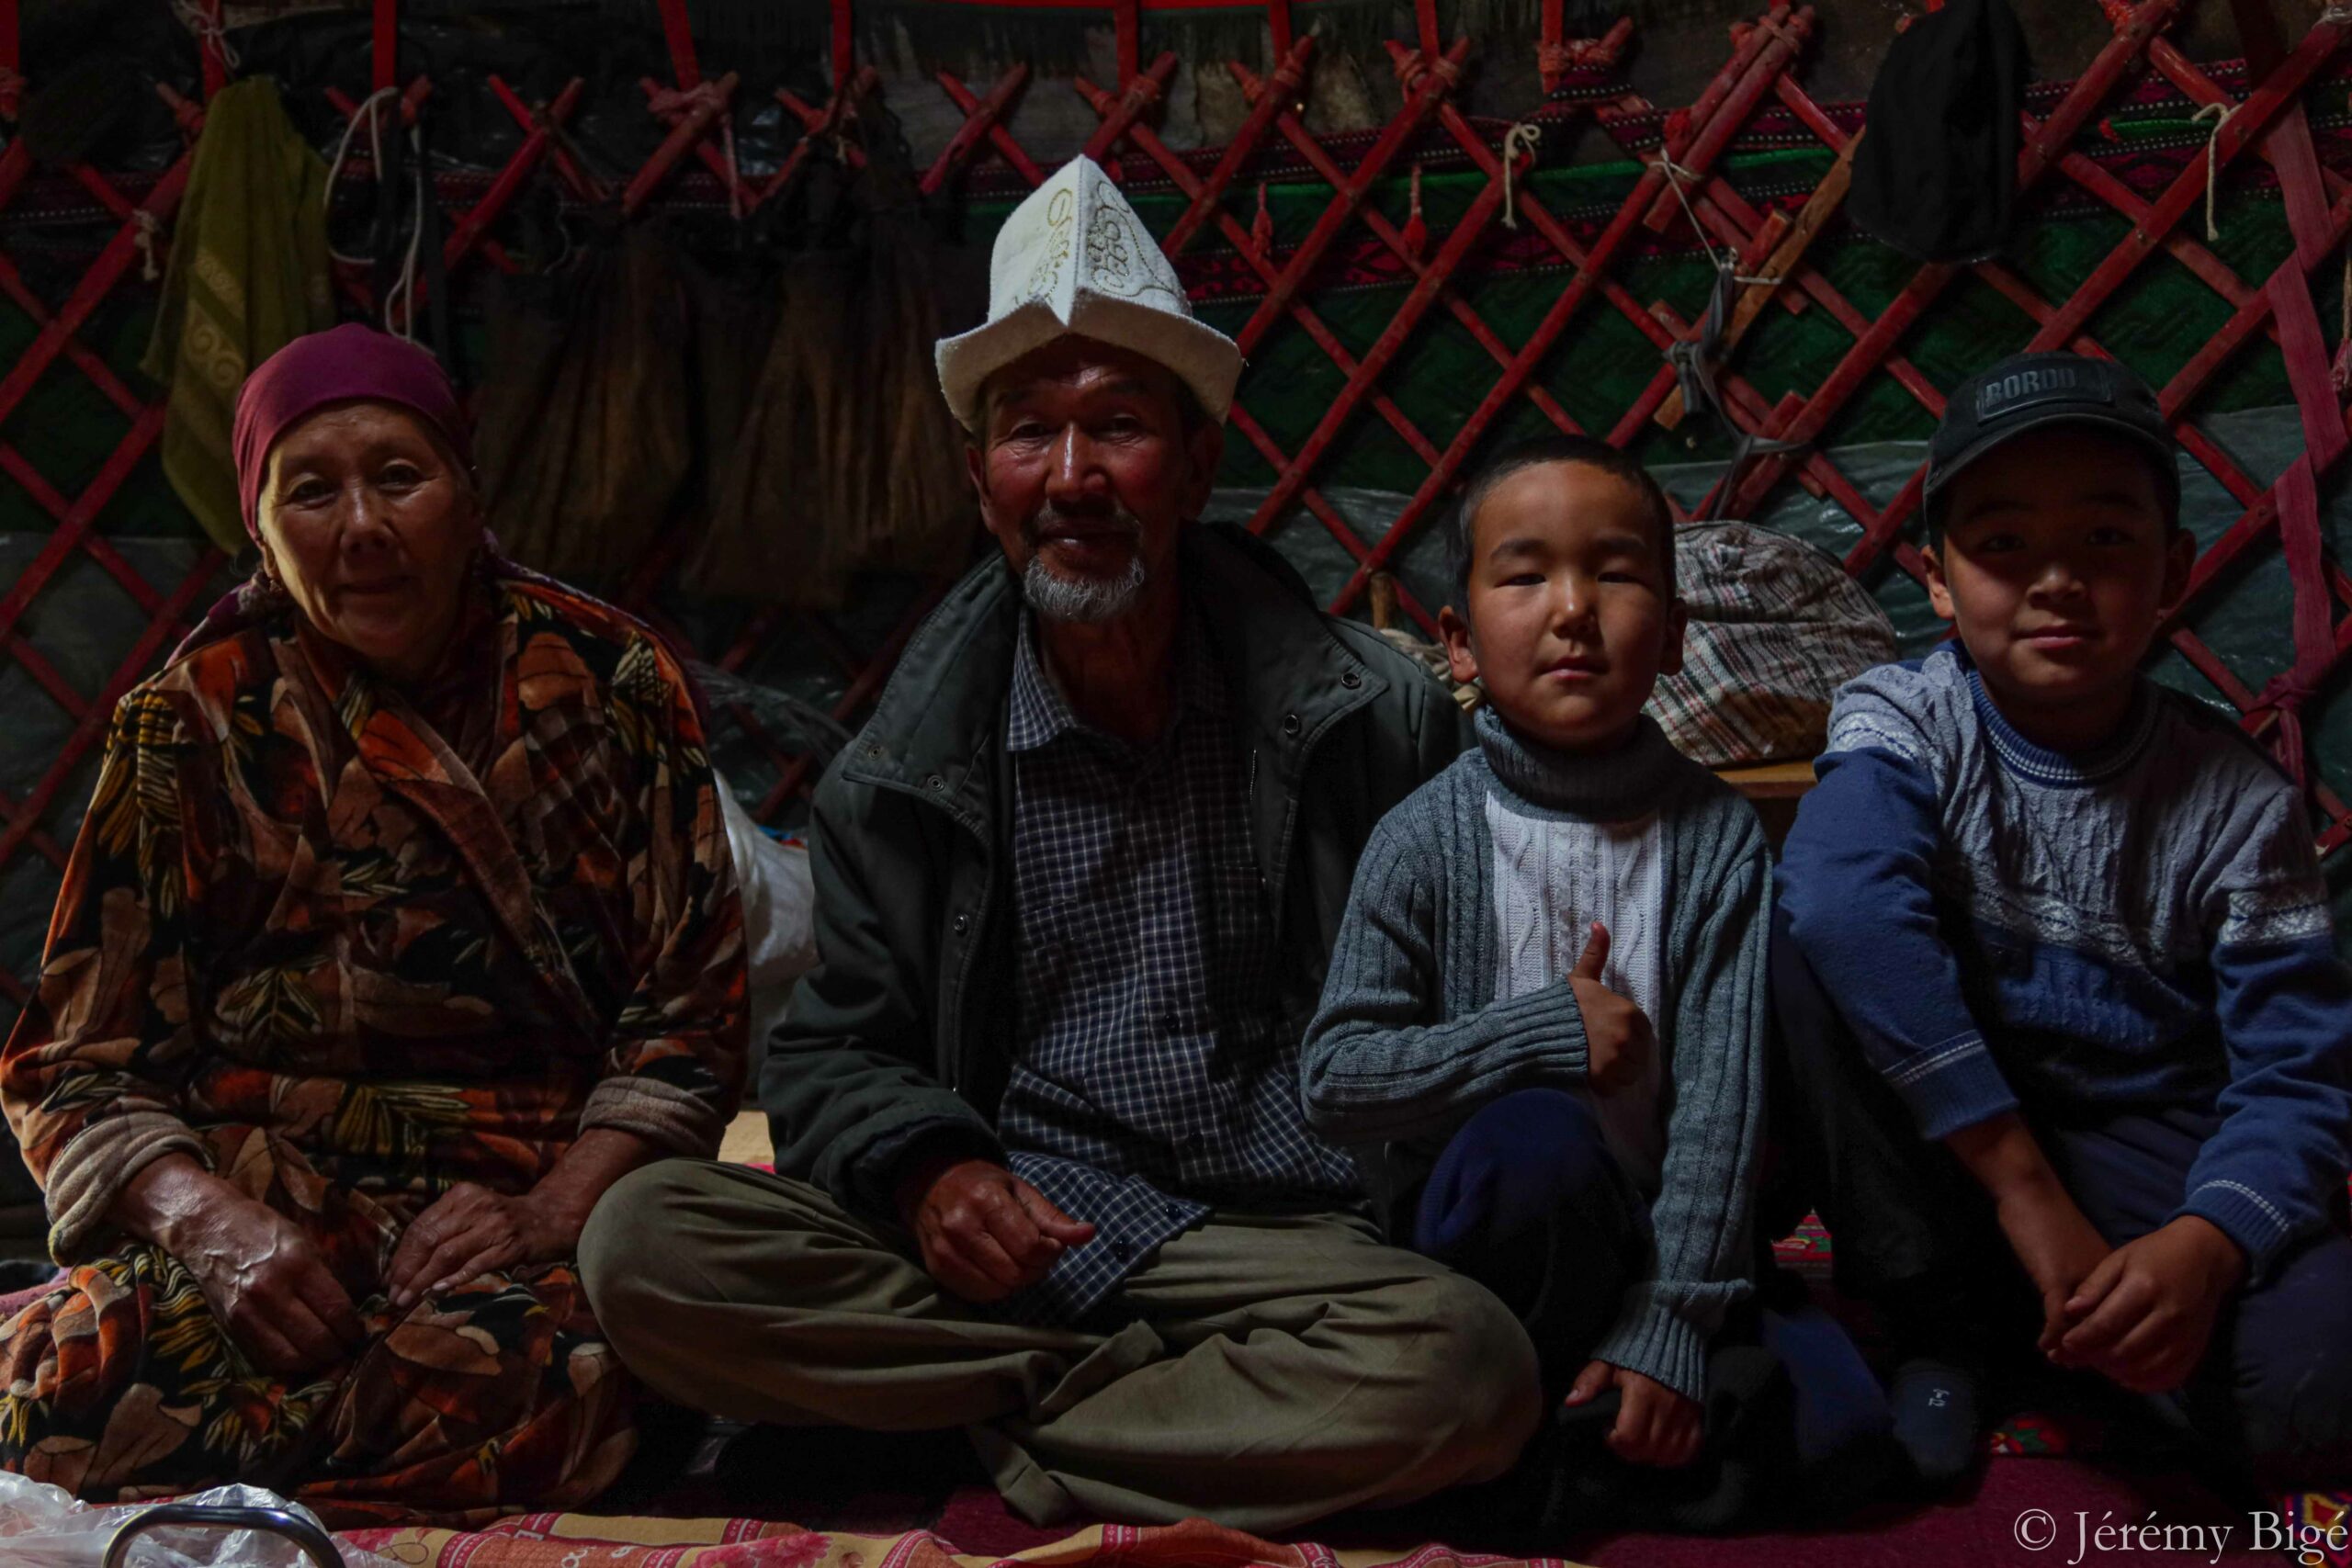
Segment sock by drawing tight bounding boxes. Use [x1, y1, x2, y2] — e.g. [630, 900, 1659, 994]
[1891, 1356, 1983, 1486]
[1761, 1303, 1894, 1466]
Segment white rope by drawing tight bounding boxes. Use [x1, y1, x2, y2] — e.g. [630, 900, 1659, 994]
[170, 0, 241, 73]
[325, 87, 401, 265]
[323, 87, 425, 341]
[1656, 149, 1809, 462]
[379, 136, 426, 343]
[133, 210, 164, 283]
[2193, 101, 2235, 243]
[1654, 156, 1780, 286]
[1499, 121, 1541, 231]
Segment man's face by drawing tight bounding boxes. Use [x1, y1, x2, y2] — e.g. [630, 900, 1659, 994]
[1926, 427, 2193, 728]
[1440, 460, 1686, 753]
[967, 337, 1223, 625]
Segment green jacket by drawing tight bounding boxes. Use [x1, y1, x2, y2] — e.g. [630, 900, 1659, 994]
[760, 523, 1466, 1219]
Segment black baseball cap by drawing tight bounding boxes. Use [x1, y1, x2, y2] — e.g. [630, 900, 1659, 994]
[1925, 352, 2179, 519]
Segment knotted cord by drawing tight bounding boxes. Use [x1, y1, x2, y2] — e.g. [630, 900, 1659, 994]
[2192, 101, 2235, 243]
[1500, 122, 1542, 231]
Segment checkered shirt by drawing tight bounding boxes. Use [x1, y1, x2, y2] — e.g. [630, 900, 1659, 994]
[998, 611, 1361, 1325]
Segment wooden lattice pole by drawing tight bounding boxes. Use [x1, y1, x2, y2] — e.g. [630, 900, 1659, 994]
[1316, 7, 1815, 617]
[1724, 0, 2179, 536]
[923, 64, 1031, 196]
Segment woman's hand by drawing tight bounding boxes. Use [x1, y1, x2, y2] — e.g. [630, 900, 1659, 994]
[1564, 1359, 1704, 1468]
[385, 1182, 557, 1309]
[114, 1156, 364, 1377]
[383, 1127, 665, 1309]
[183, 1200, 368, 1374]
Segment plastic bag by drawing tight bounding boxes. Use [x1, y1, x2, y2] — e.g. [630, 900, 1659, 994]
[0, 1472, 399, 1568]
[716, 774, 820, 1056]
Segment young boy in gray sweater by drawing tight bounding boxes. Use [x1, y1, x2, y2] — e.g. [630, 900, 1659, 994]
[1300, 435, 1789, 1495]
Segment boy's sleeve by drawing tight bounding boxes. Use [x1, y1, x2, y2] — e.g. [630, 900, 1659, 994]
[1776, 681, 2019, 1140]
[1590, 804, 1770, 1404]
[1299, 807, 1592, 1145]
[2179, 783, 2352, 1279]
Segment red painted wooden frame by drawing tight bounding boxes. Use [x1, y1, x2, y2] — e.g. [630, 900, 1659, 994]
[3, 0, 2349, 984]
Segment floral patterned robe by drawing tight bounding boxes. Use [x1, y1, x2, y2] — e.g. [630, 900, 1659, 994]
[0, 576, 746, 1525]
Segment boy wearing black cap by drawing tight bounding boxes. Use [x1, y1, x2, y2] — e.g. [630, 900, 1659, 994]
[1773, 352, 2352, 1492]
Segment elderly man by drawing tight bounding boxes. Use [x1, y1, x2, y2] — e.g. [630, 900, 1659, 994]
[582, 157, 1538, 1532]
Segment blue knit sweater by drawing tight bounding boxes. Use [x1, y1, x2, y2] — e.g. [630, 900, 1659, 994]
[1776, 646, 2352, 1278]
[1299, 709, 1772, 1401]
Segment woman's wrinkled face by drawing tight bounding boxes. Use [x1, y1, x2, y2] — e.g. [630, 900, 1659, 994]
[258, 400, 482, 683]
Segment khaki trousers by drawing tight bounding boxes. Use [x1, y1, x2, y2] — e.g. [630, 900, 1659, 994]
[579, 1159, 1541, 1533]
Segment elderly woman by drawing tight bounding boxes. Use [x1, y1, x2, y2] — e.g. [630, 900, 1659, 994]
[0, 325, 745, 1523]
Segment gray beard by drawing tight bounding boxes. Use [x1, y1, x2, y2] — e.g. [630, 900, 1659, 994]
[1020, 505, 1149, 625]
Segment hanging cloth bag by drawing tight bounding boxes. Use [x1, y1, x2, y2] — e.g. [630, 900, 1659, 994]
[473, 223, 695, 591]
[687, 116, 975, 606]
[1846, 0, 2027, 264]
[141, 78, 335, 556]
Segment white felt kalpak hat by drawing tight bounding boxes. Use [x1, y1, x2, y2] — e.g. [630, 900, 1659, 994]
[935, 156, 1243, 430]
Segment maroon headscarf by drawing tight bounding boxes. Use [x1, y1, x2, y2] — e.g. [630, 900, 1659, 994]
[230, 322, 475, 541]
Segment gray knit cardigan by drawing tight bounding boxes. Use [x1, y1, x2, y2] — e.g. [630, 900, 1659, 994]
[1299, 708, 1771, 1401]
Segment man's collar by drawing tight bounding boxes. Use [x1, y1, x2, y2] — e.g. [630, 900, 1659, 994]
[1006, 611, 1074, 753]
[843, 523, 1385, 815]
[1007, 604, 1221, 756]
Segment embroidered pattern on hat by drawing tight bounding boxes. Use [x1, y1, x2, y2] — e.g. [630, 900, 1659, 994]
[1023, 187, 1079, 305]
[1084, 203, 1184, 310]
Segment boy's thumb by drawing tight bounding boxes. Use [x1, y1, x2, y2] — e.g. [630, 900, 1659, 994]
[1572, 921, 1611, 980]
[1563, 1359, 1611, 1405]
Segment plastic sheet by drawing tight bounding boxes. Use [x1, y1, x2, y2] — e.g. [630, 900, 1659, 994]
[0, 1474, 397, 1568]
[717, 775, 820, 1064]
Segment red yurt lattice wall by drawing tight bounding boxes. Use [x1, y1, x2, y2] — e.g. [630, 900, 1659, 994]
[1, 0, 2349, 1022]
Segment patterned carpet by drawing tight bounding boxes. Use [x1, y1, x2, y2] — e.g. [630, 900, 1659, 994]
[341, 1511, 1569, 1568]
[334, 1461, 2352, 1568]
[2, 1191, 2341, 1563]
